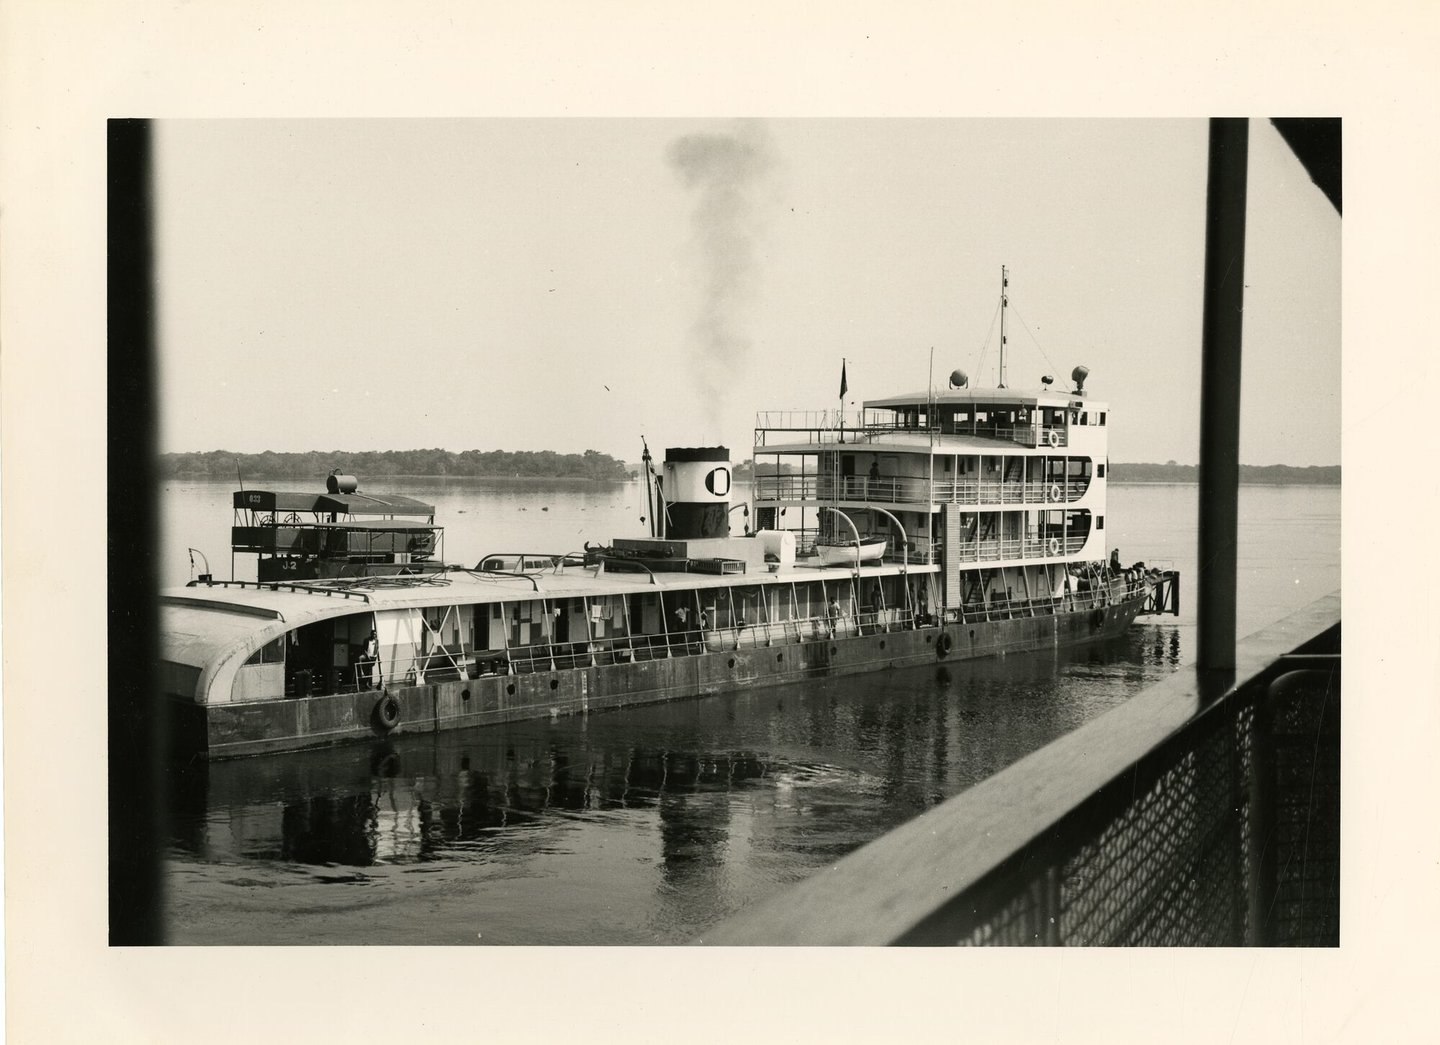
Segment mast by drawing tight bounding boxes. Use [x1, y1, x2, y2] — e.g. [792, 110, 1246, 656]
[927, 346, 935, 567]
[641, 437, 657, 538]
[998, 264, 1008, 389]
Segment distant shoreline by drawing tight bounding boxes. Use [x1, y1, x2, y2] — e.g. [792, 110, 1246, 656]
[1108, 479, 1341, 487]
[163, 472, 636, 484]
[157, 448, 634, 483]
[161, 453, 1339, 487]
[162, 473, 1339, 488]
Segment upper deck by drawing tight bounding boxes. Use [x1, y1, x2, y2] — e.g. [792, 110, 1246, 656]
[754, 386, 1109, 455]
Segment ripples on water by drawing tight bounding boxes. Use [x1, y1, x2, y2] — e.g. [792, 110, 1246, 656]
[165, 626, 1185, 945]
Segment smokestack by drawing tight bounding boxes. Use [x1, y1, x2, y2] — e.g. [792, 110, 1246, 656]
[663, 447, 731, 539]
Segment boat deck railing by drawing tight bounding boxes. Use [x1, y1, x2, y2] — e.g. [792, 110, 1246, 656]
[958, 580, 1137, 623]
[754, 475, 1090, 506]
[293, 608, 933, 695]
[954, 533, 1090, 563]
[754, 411, 1070, 451]
[286, 580, 1156, 697]
[699, 593, 1341, 945]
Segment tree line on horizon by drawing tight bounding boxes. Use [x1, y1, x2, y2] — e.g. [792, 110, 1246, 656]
[159, 450, 1338, 486]
[158, 448, 633, 481]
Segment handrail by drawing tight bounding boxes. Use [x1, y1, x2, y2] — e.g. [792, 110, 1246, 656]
[753, 475, 1091, 506]
[178, 578, 372, 602]
[311, 607, 936, 694]
[695, 593, 1340, 945]
[754, 415, 1069, 450]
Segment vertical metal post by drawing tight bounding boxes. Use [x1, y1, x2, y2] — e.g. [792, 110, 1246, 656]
[1245, 694, 1276, 945]
[109, 119, 165, 944]
[1197, 118, 1249, 674]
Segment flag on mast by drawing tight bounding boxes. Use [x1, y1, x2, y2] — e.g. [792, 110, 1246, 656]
[839, 359, 848, 399]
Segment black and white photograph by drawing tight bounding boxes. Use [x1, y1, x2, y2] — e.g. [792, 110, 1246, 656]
[4, 3, 1437, 1042]
[127, 116, 1340, 948]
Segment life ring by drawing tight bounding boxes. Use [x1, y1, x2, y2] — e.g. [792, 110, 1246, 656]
[936, 632, 953, 658]
[1048, 537, 1061, 556]
[373, 693, 401, 731]
[1046, 429, 1061, 449]
[1048, 483, 1063, 502]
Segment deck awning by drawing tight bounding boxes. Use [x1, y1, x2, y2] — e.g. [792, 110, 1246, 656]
[317, 492, 435, 515]
[234, 490, 435, 515]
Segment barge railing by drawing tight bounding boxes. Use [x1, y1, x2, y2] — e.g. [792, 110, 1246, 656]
[698, 594, 1340, 945]
[291, 582, 1152, 698]
[301, 608, 934, 695]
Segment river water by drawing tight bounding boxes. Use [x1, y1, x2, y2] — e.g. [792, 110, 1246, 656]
[159, 479, 1339, 944]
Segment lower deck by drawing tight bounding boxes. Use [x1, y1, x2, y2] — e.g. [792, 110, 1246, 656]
[173, 590, 1151, 760]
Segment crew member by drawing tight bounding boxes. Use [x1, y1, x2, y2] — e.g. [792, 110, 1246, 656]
[673, 604, 692, 652]
[357, 629, 379, 690]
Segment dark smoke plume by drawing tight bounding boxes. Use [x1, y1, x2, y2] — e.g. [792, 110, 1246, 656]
[668, 121, 775, 432]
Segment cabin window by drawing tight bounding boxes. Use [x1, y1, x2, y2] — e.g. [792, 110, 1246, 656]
[1099, 412, 1107, 425]
[244, 636, 284, 666]
[1097, 463, 1106, 478]
[1097, 516, 1105, 530]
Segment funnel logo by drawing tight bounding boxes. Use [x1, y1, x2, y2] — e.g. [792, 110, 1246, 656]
[704, 466, 731, 497]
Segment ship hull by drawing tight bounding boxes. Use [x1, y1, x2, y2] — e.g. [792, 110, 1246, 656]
[171, 593, 1150, 760]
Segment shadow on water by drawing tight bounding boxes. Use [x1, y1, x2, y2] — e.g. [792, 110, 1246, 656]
[168, 625, 1188, 885]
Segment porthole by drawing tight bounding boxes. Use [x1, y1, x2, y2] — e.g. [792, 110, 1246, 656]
[879, 640, 886, 650]
[728, 657, 736, 668]
[461, 689, 471, 702]
[550, 679, 559, 690]
[506, 683, 516, 696]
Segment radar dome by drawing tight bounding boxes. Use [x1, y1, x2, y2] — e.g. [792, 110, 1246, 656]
[948, 369, 969, 389]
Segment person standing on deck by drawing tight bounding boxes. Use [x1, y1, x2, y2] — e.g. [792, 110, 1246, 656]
[357, 629, 379, 690]
[827, 595, 842, 638]
[673, 604, 691, 652]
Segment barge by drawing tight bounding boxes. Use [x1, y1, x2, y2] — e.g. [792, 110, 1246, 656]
[162, 324, 1178, 760]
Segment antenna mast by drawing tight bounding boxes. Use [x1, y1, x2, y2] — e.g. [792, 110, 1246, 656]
[998, 264, 1008, 388]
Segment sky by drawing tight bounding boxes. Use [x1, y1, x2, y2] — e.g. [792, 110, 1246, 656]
[154, 118, 1340, 466]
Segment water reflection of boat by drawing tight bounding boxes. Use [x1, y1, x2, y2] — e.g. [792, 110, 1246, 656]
[161, 275, 1180, 759]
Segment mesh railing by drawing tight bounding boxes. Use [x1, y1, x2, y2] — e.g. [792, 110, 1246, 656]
[943, 650, 1339, 947]
[699, 595, 1340, 946]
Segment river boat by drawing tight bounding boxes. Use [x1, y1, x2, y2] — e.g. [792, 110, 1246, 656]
[161, 282, 1179, 759]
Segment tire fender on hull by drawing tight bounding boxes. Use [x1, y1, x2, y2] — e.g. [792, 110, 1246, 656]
[373, 693, 401, 732]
